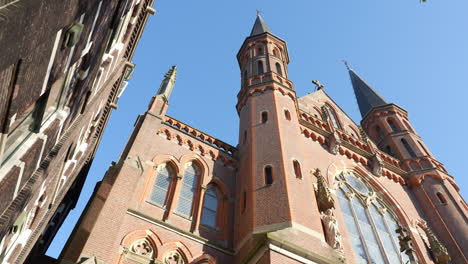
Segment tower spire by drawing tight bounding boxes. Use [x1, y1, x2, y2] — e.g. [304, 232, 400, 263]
[345, 62, 389, 117]
[250, 13, 271, 36]
[156, 65, 177, 101]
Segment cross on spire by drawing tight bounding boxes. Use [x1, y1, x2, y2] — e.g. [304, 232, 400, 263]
[342, 60, 351, 70]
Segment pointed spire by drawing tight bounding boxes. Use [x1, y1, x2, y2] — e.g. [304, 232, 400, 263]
[156, 65, 177, 101]
[344, 62, 389, 117]
[250, 13, 271, 36]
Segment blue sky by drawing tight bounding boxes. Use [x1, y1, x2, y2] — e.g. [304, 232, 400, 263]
[47, 0, 468, 257]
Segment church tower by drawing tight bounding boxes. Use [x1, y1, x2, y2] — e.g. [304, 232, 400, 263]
[234, 15, 338, 263]
[348, 65, 468, 263]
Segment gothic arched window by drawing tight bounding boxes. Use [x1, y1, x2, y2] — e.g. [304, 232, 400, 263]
[401, 138, 416, 158]
[273, 48, 279, 57]
[325, 105, 340, 129]
[150, 164, 174, 206]
[275, 63, 283, 76]
[201, 186, 219, 228]
[387, 119, 398, 132]
[257, 61, 264, 74]
[335, 172, 412, 264]
[176, 163, 200, 217]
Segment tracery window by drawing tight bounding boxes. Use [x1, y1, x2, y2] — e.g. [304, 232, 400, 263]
[176, 163, 200, 217]
[335, 171, 412, 264]
[150, 164, 174, 206]
[201, 186, 218, 228]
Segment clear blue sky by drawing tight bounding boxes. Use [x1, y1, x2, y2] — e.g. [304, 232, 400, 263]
[47, 0, 468, 257]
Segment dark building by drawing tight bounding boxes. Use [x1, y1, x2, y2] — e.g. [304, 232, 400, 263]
[0, 0, 155, 262]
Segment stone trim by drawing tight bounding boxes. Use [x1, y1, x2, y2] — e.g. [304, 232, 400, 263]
[126, 209, 234, 256]
[268, 243, 319, 264]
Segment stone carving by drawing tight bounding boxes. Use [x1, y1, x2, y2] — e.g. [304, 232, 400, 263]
[314, 169, 335, 212]
[358, 126, 368, 142]
[320, 105, 329, 121]
[424, 225, 451, 264]
[371, 153, 384, 177]
[312, 80, 324, 90]
[130, 238, 153, 257]
[327, 131, 341, 155]
[321, 209, 343, 250]
[396, 226, 418, 263]
[164, 251, 185, 264]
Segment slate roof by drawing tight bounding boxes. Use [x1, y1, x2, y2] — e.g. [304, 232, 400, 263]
[250, 14, 271, 36]
[348, 68, 389, 117]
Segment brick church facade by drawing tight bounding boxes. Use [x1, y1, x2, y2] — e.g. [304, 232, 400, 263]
[56, 15, 467, 264]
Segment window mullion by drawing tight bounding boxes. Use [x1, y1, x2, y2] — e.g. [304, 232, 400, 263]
[348, 196, 373, 263]
[382, 213, 405, 263]
[365, 207, 392, 264]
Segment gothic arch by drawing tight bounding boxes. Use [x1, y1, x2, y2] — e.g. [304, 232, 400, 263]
[323, 103, 342, 129]
[151, 155, 181, 175]
[140, 155, 180, 205]
[179, 153, 210, 179]
[326, 160, 413, 227]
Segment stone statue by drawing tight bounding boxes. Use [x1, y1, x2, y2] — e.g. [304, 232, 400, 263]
[328, 131, 341, 155]
[321, 209, 342, 250]
[314, 169, 335, 212]
[371, 153, 384, 177]
[423, 224, 451, 264]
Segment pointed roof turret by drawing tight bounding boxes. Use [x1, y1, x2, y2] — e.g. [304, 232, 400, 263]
[344, 62, 389, 117]
[250, 14, 271, 36]
[156, 65, 177, 101]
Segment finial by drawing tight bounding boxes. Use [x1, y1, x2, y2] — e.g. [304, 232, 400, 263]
[156, 65, 178, 99]
[256, 9, 261, 16]
[342, 60, 351, 71]
[312, 80, 324, 91]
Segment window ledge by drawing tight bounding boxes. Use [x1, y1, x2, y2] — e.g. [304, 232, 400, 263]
[145, 200, 167, 211]
[173, 212, 192, 221]
[199, 223, 220, 232]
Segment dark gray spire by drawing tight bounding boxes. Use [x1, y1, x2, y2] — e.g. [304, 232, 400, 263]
[250, 14, 271, 36]
[345, 62, 389, 117]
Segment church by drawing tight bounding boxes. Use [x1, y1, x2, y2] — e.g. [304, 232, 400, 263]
[55, 15, 467, 264]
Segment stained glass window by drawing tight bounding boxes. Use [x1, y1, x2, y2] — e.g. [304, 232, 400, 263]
[335, 171, 413, 264]
[176, 163, 199, 217]
[150, 164, 173, 206]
